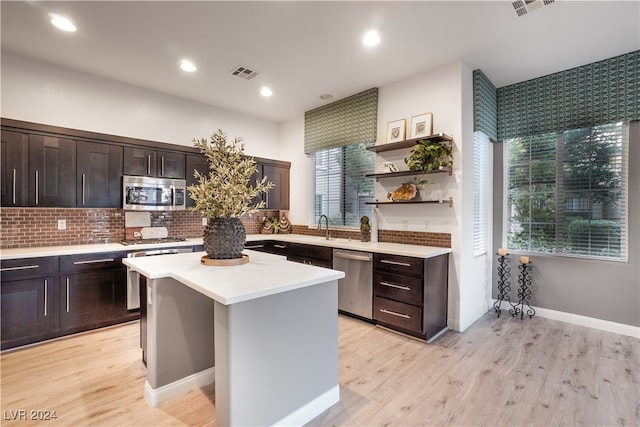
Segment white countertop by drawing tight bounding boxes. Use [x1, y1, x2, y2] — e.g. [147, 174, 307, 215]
[123, 250, 344, 305]
[246, 234, 452, 258]
[1, 234, 451, 260]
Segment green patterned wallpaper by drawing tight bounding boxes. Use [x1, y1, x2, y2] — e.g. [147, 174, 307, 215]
[304, 87, 378, 154]
[473, 69, 498, 141]
[497, 50, 639, 139]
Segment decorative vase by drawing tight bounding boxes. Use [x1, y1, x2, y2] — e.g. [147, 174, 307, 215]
[361, 231, 371, 242]
[203, 217, 246, 259]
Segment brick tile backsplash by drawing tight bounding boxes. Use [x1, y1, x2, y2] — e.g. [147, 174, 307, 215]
[1, 208, 451, 249]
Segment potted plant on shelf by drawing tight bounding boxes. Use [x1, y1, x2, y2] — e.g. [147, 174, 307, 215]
[360, 216, 371, 242]
[404, 139, 453, 174]
[188, 129, 273, 262]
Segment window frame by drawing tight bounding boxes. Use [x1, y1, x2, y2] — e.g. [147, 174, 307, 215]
[502, 121, 629, 262]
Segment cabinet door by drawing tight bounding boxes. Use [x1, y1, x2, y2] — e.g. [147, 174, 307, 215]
[1, 276, 57, 349]
[29, 134, 76, 207]
[59, 269, 125, 330]
[185, 154, 209, 208]
[262, 164, 290, 210]
[158, 151, 185, 179]
[1, 130, 29, 206]
[77, 141, 123, 207]
[250, 164, 265, 207]
[123, 147, 156, 177]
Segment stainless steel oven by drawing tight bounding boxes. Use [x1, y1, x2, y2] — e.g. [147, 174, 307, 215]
[122, 175, 186, 211]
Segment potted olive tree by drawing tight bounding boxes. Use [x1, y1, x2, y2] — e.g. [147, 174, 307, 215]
[188, 130, 273, 262]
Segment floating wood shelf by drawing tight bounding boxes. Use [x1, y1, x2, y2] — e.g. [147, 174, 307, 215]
[366, 197, 453, 208]
[367, 133, 453, 153]
[366, 168, 452, 179]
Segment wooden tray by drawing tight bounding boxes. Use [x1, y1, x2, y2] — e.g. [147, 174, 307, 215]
[200, 254, 249, 266]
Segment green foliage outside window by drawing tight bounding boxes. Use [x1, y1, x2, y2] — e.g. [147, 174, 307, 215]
[505, 122, 626, 259]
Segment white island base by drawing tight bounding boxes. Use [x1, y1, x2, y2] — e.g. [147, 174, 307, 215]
[124, 251, 344, 427]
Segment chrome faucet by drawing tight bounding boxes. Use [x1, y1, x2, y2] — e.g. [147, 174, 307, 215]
[317, 214, 330, 240]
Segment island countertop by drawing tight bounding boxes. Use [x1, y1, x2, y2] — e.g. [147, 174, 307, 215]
[122, 249, 345, 305]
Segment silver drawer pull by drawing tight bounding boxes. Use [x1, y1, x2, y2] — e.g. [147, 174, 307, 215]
[380, 281, 411, 291]
[44, 279, 48, 317]
[245, 244, 265, 249]
[73, 258, 115, 265]
[380, 308, 411, 319]
[1, 264, 40, 272]
[66, 277, 70, 313]
[380, 259, 411, 267]
[273, 244, 287, 249]
[35, 170, 39, 205]
[12, 169, 16, 204]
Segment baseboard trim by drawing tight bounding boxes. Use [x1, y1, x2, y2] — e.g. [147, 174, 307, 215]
[144, 367, 215, 408]
[491, 300, 639, 339]
[271, 385, 340, 427]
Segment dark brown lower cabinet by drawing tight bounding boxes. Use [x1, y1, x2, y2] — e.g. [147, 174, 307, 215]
[1, 253, 134, 350]
[59, 268, 127, 331]
[373, 253, 449, 342]
[0, 276, 57, 349]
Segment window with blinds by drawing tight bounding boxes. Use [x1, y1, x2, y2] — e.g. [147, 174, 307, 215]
[504, 121, 628, 261]
[473, 131, 489, 256]
[311, 142, 374, 227]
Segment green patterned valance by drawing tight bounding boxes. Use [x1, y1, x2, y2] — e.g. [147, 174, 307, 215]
[304, 87, 378, 154]
[473, 69, 498, 141]
[498, 50, 639, 140]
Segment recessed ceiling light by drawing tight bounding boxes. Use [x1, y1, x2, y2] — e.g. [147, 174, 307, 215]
[260, 86, 273, 97]
[319, 94, 333, 100]
[179, 59, 197, 72]
[362, 30, 380, 47]
[49, 13, 76, 32]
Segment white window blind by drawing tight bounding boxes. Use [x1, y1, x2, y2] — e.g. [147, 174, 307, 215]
[311, 142, 374, 227]
[473, 131, 489, 256]
[504, 122, 628, 261]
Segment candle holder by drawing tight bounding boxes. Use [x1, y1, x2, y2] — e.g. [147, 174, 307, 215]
[493, 253, 515, 317]
[510, 262, 536, 319]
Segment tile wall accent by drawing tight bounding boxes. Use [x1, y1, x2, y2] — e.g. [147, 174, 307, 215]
[1, 208, 450, 249]
[1, 208, 125, 249]
[0, 208, 275, 249]
[289, 225, 451, 248]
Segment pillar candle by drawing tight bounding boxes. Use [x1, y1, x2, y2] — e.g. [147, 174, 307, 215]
[520, 256, 529, 264]
[498, 248, 506, 256]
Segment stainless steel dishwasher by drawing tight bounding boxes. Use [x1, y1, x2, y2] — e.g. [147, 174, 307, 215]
[332, 249, 373, 320]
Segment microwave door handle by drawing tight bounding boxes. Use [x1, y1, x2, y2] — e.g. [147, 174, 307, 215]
[171, 185, 175, 208]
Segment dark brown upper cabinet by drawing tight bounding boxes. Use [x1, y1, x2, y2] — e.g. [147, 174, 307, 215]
[1, 131, 76, 207]
[124, 147, 185, 179]
[185, 153, 209, 208]
[77, 141, 123, 208]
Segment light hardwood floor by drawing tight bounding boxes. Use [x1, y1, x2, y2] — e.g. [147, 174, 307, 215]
[1, 313, 638, 426]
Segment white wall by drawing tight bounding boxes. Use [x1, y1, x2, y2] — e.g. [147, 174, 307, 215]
[284, 61, 490, 332]
[1, 52, 280, 157]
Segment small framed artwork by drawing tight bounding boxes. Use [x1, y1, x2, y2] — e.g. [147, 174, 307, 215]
[386, 119, 406, 144]
[410, 112, 433, 139]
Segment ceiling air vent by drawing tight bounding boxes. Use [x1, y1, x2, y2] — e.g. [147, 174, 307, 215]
[511, 0, 554, 17]
[230, 65, 258, 80]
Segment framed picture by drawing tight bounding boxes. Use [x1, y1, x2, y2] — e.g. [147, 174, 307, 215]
[386, 119, 406, 144]
[410, 112, 433, 139]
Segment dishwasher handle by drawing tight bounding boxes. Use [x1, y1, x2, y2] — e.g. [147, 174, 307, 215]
[333, 250, 372, 262]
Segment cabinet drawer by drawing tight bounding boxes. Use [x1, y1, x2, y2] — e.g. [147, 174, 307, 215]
[374, 271, 423, 306]
[271, 241, 289, 256]
[1, 257, 58, 281]
[59, 252, 125, 273]
[374, 296, 422, 334]
[288, 242, 332, 263]
[374, 253, 423, 277]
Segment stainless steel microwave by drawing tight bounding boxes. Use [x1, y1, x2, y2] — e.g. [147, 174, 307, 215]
[122, 175, 186, 211]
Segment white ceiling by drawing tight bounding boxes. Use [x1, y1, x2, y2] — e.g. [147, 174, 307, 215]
[2, 1, 639, 123]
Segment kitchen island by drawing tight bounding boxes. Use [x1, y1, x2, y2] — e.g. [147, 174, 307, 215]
[123, 249, 344, 427]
